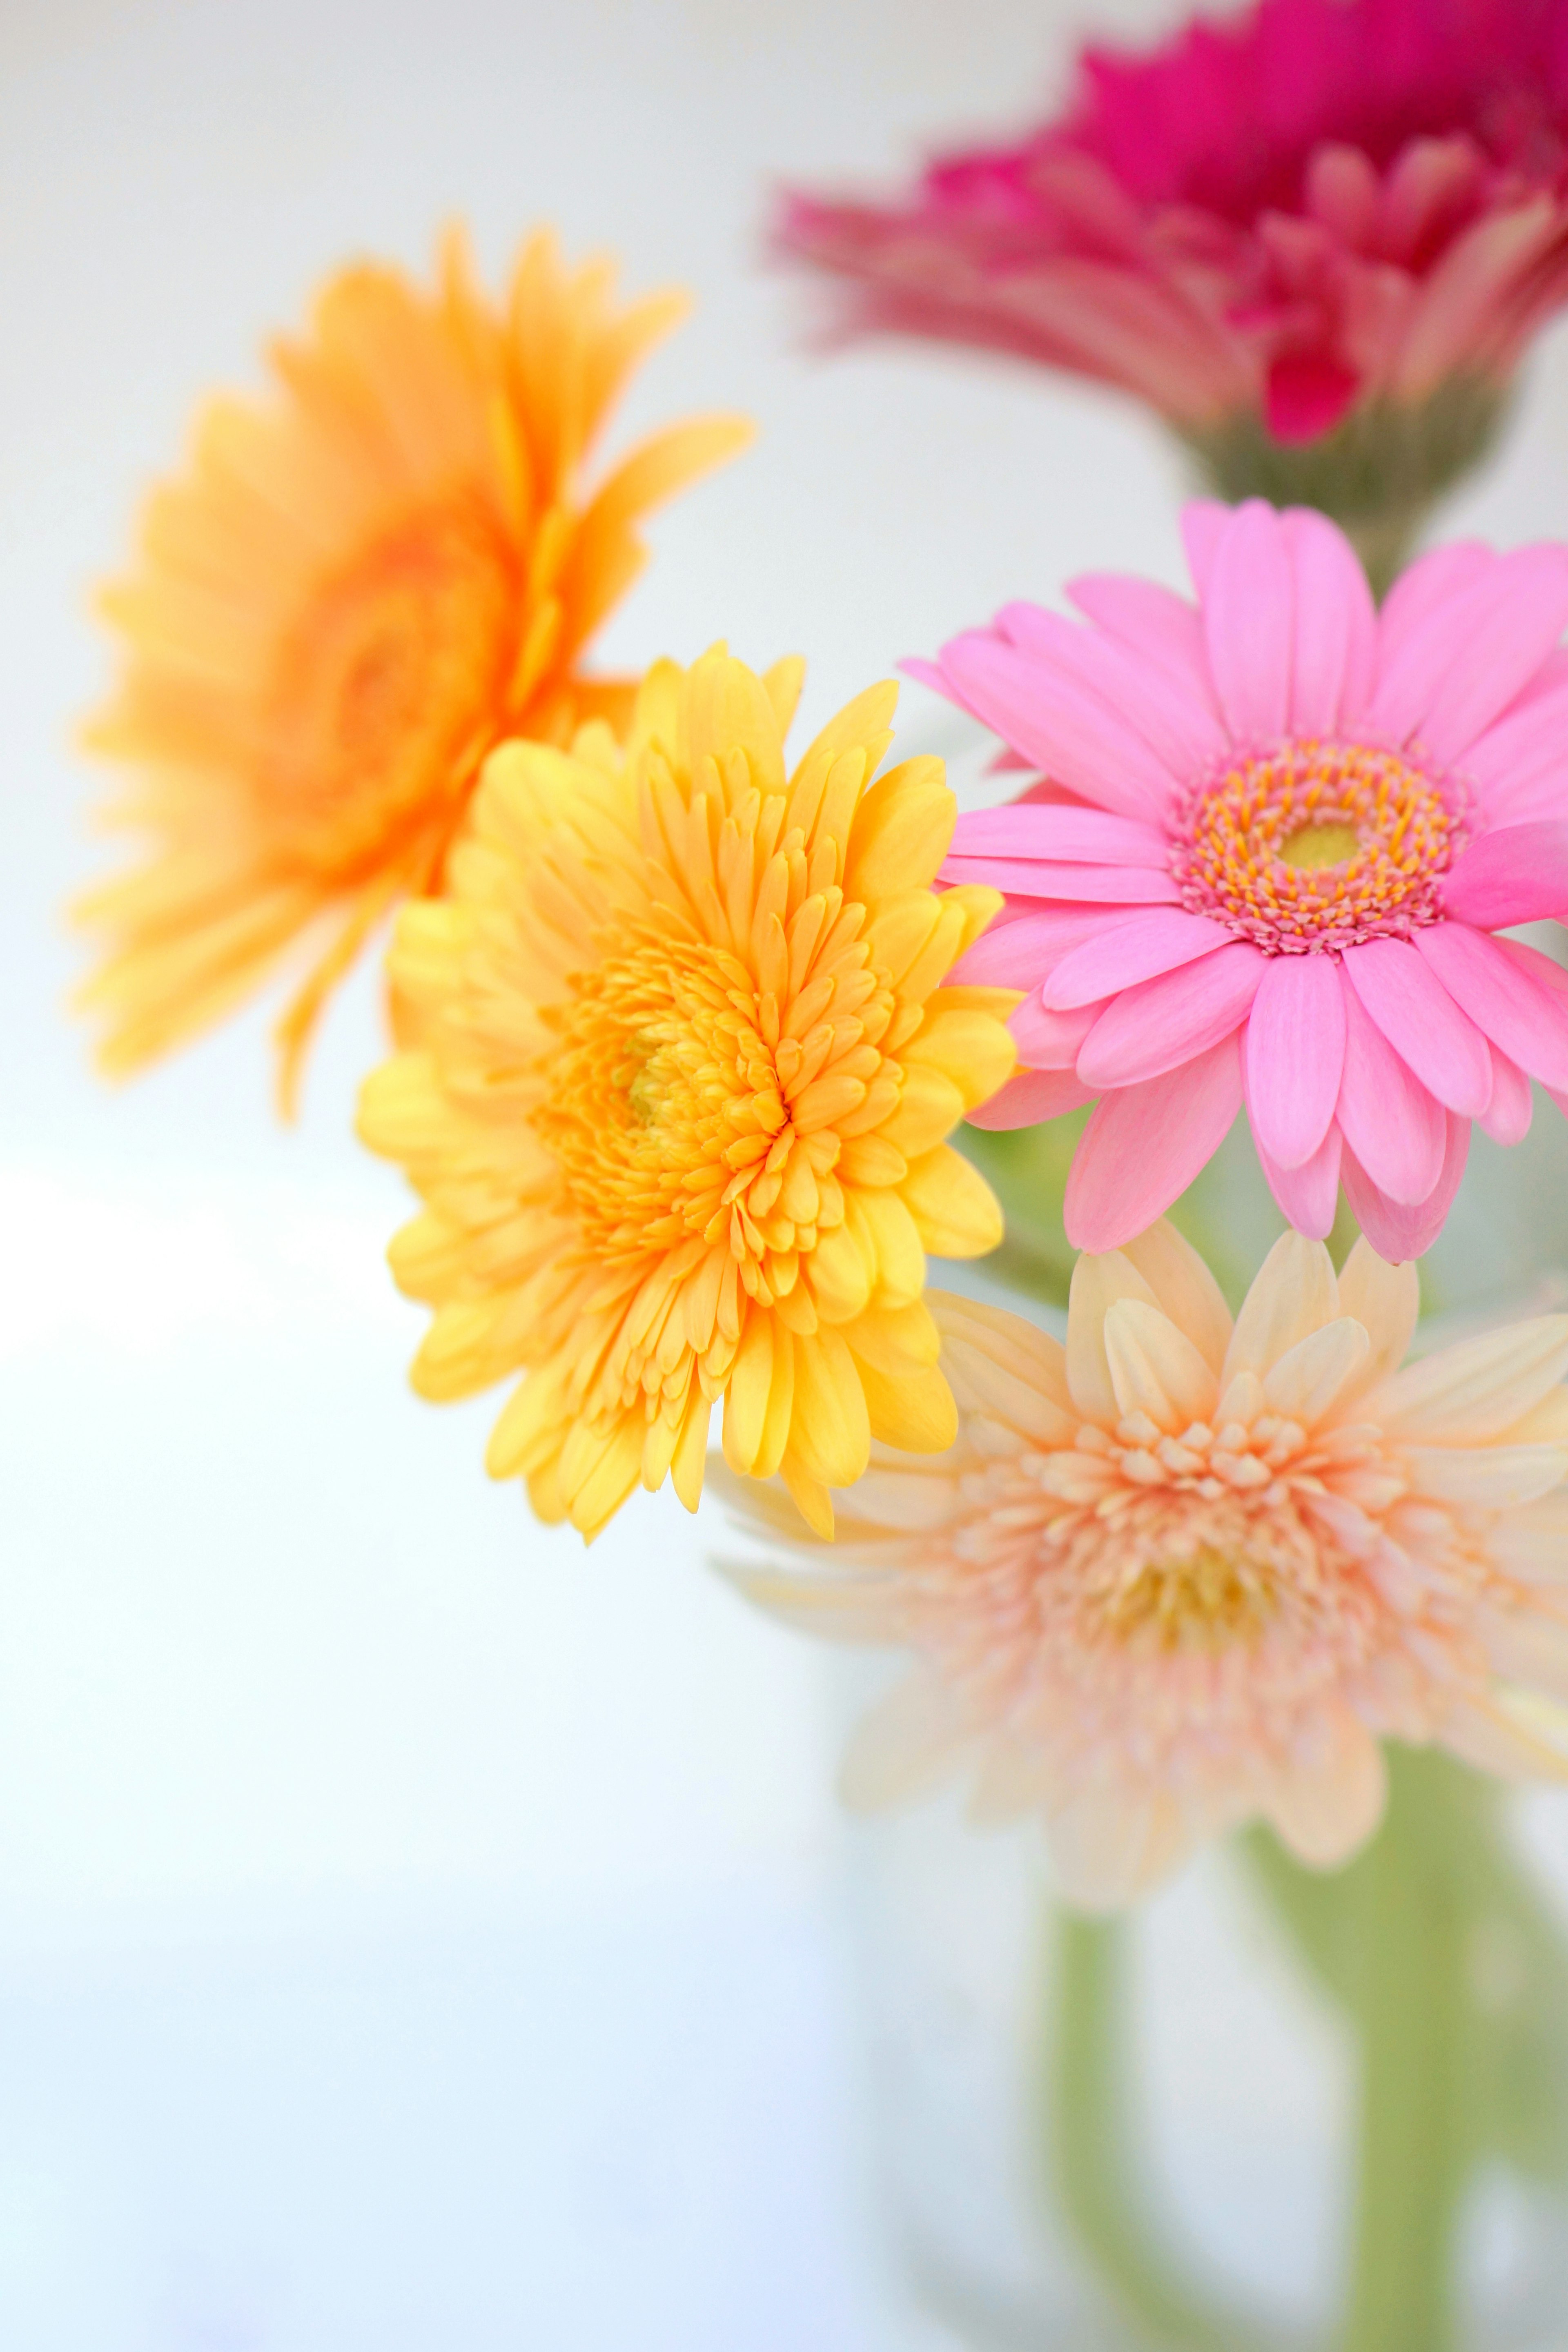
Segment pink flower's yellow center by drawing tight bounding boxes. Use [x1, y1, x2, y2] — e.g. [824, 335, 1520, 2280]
[1173, 738, 1460, 954]
[260, 497, 518, 880]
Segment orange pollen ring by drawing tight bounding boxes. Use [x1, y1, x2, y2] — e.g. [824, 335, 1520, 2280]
[1171, 737, 1465, 955]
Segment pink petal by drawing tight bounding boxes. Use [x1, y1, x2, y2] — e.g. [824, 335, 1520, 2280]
[1336, 971, 1447, 1205]
[1480, 1048, 1533, 1146]
[1442, 821, 1568, 929]
[951, 905, 1125, 989]
[1254, 1122, 1342, 1241]
[1368, 547, 1568, 765]
[949, 804, 1169, 865]
[1341, 1114, 1470, 1264]
[938, 633, 1179, 820]
[1064, 1036, 1244, 1252]
[1180, 501, 1231, 600]
[968, 1067, 1096, 1131]
[940, 857, 1180, 903]
[1376, 542, 1492, 672]
[1282, 507, 1377, 735]
[1011, 993, 1100, 1069]
[1457, 676, 1568, 821]
[996, 601, 1224, 776]
[1243, 953, 1345, 1169]
[1200, 500, 1294, 743]
[1065, 573, 1219, 715]
[1077, 939, 1263, 1089]
[1414, 923, 1568, 1093]
[1340, 937, 1492, 1116]
[1042, 908, 1234, 1010]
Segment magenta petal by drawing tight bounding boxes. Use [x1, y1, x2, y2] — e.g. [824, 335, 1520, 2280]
[1442, 821, 1568, 929]
[1414, 923, 1568, 1093]
[1065, 573, 1218, 713]
[1243, 953, 1345, 1169]
[1336, 971, 1447, 1205]
[1266, 350, 1359, 443]
[1340, 937, 1492, 1116]
[1064, 1036, 1243, 1252]
[951, 906, 1123, 989]
[1042, 908, 1233, 1010]
[1282, 508, 1377, 735]
[1011, 992, 1101, 1069]
[940, 857, 1179, 903]
[1076, 939, 1263, 1089]
[1341, 1115, 1470, 1265]
[938, 634, 1178, 819]
[1200, 501, 1294, 742]
[1254, 1122, 1343, 1241]
[968, 1067, 1096, 1131]
[949, 804, 1169, 865]
[1480, 1048, 1533, 1146]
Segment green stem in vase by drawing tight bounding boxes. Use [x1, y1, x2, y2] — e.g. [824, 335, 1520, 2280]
[1043, 1909, 1286, 2352]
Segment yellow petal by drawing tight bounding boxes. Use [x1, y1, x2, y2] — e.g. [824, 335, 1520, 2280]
[842, 758, 954, 901]
[791, 1329, 872, 1489]
[853, 1355, 959, 1454]
[899, 1147, 1002, 1261]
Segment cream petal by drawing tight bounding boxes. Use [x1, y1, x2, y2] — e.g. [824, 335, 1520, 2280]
[1222, 1230, 1339, 1386]
[711, 1556, 902, 1644]
[839, 1669, 979, 1809]
[1406, 1443, 1568, 1508]
[1440, 1686, 1568, 1781]
[833, 1464, 965, 1532]
[1368, 1316, 1568, 1442]
[1066, 1250, 1161, 1420]
[1119, 1216, 1233, 1372]
[1334, 1238, 1420, 1393]
[1473, 1602, 1568, 1706]
[939, 1335, 1079, 1448]
[967, 1734, 1054, 1823]
[1103, 1298, 1218, 1431]
[1046, 1779, 1196, 1911]
[1264, 1714, 1387, 1867]
[1262, 1317, 1371, 1425]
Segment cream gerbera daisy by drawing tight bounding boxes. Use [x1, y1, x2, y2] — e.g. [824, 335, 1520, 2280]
[77, 229, 751, 1110]
[356, 645, 1017, 1540]
[720, 1222, 1568, 1907]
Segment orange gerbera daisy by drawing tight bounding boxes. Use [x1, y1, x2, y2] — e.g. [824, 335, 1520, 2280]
[76, 230, 752, 1110]
[356, 645, 1017, 1541]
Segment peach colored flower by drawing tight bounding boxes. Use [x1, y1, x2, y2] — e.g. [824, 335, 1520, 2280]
[719, 1221, 1568, 1907]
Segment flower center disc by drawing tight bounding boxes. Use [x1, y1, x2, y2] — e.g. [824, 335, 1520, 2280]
[1174, 738, 1459, 953]
[261, 497, 517, 880]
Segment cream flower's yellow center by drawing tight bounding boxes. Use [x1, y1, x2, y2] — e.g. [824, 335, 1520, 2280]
[261, 497, 517, 879]
[1174, 738, 1460, 953]
[1098, 1542, 1276, 1653]
[535, 920, 889, 1307]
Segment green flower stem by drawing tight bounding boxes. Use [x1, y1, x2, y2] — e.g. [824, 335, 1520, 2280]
[1043, 1909, 1284, 2352]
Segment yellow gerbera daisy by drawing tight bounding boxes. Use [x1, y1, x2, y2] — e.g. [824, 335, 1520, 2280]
[76, 229, 752, 1110]
[357, 645, 1017, 1540]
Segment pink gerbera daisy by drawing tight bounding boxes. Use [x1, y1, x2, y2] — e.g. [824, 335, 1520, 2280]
[719, 1221, 1568, 1909]
[924, 498, 1568, 1260]
[781, 0, 1568, 513]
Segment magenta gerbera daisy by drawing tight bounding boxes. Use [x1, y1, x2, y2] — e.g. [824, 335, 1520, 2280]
[926, 498, 1568, 1261]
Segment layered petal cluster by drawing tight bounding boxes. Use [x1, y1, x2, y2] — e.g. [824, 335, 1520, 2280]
[357, 648, 1016, 1541]
[720, 1221, 1568, 1908]
[78, 230, 751, 1109]
[927, 498, 1568, 1259]
[780, 0, 1568, 446]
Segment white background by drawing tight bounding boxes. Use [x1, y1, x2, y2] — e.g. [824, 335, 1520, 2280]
[6, 0, 1568, 2344]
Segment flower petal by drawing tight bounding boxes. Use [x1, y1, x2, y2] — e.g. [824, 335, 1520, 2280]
[1265, 1713, 1386, 1869]
[1442, 820, 1568, 929]
[1199, 499, 1293, 742]
[1104, 1297, 1218, 1431]
[1042, 907, 1233, 1010]
[1341, 935, 1492, 1116]
[1067, 570, 1219, 714]
[1414, 923, 1568, 1093]
[967, 1065, 1096, 1129]
[1076, 938, 1263, 1089]
[1243, 952, 1345, 1169]
[1263, 1317, 1371, 1423]
[1283, 506, 1377, 734]
[1011, 992, 1100, 1068]
[1119, 1218, 1232, 1372]
[953, 904, 1122, 989]
[1336, 1238, 1420, 1391]
[937, 632, 1178, 819]
[1064, 1035, 1243, 1252]
[1370, 545, 1568, 765]
[1336, 968, 1447, 1204]
[1223, 1229, 1339, 1387]
[996, 600, 1224, 775]
[1254, 1122, 1342, 1240]
[948, 803, 1170, 865]
[1340, 1111, 1468, 1263]
[1480, 1047, 1533, 1146]
[1370, 1315, 1568, 1443]
[941, 857, 1179, 903]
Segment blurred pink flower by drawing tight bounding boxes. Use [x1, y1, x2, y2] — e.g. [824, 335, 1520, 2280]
[720, 1225, 1568, 1908]
[780, 0, 1568, 448]
[924, 499, 1568, 1259]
